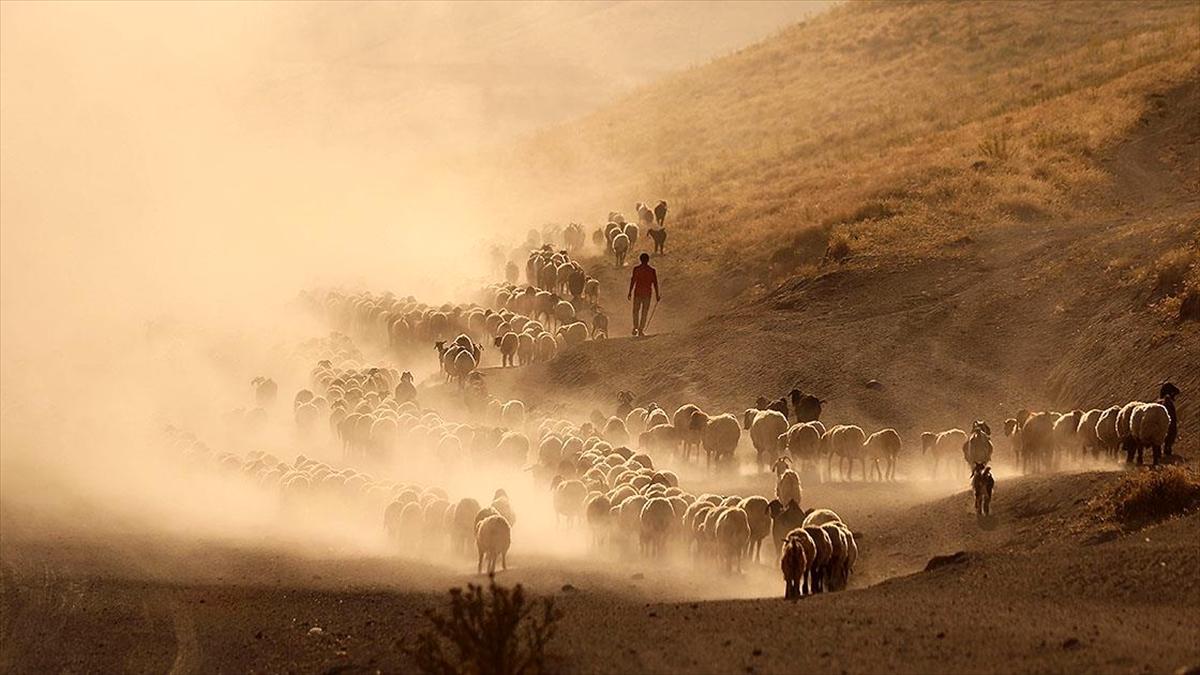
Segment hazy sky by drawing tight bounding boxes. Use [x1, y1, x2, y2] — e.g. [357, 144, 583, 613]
[0, 1, 827, 359]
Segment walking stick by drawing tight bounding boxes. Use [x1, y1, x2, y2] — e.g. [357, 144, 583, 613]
[644, 297, 660, 334]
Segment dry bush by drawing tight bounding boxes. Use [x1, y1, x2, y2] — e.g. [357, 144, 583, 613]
[978, 130, 1012, 162]
[409, 577, 562, 675]
[1150, 247, 1195, 298]
[1088, 466, 1200, 529]
[824, 230, 852, 264]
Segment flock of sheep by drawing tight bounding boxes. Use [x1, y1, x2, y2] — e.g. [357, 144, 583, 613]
[188, 205, 1185, 605]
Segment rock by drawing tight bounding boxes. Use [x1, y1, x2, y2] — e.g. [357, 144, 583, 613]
[924, 551, 969, 571]
[865, 379, 883, 390]
[631, 573, 644, 580]
[308, 627, 324, 636]
[561, 584, 576, 592]
[1061, 638, 1081, 650]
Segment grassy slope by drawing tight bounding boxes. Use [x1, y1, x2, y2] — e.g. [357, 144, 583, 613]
[493, 1, 1200, 446]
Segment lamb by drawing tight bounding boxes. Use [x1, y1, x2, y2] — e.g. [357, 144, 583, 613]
[673, 403, 704, 460]
[622, 222, 640, 248]
[739, 496, 773, 563]
[639, 497, 675, 557]
[780, 529, 812, 599]
[863, 428, 902, 481]
[970, 463, 994, 516]
[823, 522, 856, 591]
[715, 507, 751, 573]
[636, 202, 655, 226]
[802, 508, 842, 527]
[557, 320, 589, 346]
[743, 408, 789, 473]
[1128, 402, 1171, 465]
[775, 469, 802, 509]
[475, 514, 512, 574]
[611, 232, 630, 268]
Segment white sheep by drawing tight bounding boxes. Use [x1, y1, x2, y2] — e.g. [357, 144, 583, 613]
[923, 428, 967, 479]
[639, 497, 675, 557]
[552, 479, 588, 526]
[611, 232, 630, 268]
[702, 413, 741, 469]
[475, 514, 511, 574]
[1076, 408, 1105, 459]
[1095, 405, 1122, 458]
[775, 469, 802, 509]
[743, 408, 789, 473]
[825, 424, 868, 481]
[1129, 402, 1171, 465]
[739, 496, 773, 563]
[494, 332, 519, 367]
[863, 428, 902, 481]
[500, 400, 526, 429]
[715, 507, 751, 573]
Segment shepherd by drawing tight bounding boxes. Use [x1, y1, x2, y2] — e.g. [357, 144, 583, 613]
[627, 252, 661, 337]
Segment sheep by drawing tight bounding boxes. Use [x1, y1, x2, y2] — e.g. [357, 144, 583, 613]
[768, 499, 807, 561]
[701, 413, 742, 470]
[639, 497, 675, 557]
[739, 496, 773, 563]
[500, 400, 525, 429]
[1129, 402, 1171, 465]
[802, 524, 833, 593]
[923, 428, 967, 479]
[451, 497, 482, 553]
[611, 232, 630, 267]
[788, 389, 824, 423]
[775, 469, 802, 509]
[1095, 405, 1122, 459]
[622, 222, 640, 249]
[780, 530, 812, 599]
[1077, 408, 1105, 460]
[636, 202, 655, 226]
[802, 508, 842, 527]
[494, 332, 519, 367]
[557, 321, 589, 346]
[585, 494, 613, 547]
[673, 403, 703, 460]
[961, 421, 993, 476]
[475, 514, 511, 574]
[653, 200, 668, 227]
[826, 424, 868, 481]
[648, 227, 667, 254]
[971, 463, 994, 516]
[779, 422, 825, 480]
[552, 479, 588, 526]
[715, 507, 751, 573]
[743, 408, 789, 473]
[602, 417, 630, 446]
[824, 522, 856, 591]
[863, 428, 902, 481]
[1019, 412, 1056, 474]
[1053, 410, 1083, 460]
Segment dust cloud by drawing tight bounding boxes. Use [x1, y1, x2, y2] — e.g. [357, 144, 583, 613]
[0, 1, 822, 574]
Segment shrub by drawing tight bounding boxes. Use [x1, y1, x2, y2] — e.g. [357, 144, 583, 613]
[1150, 247, 1195, 298]
[1088, 466, 1200, 529]
[409, 576, 562, 675]
[824, 230, 852, 263]
[978, 130, 1012, 162]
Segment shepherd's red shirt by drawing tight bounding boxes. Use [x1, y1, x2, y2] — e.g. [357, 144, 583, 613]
[630, 264, 659, 298]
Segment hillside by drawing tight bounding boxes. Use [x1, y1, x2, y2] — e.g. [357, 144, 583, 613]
[496, 1, 1200, 446]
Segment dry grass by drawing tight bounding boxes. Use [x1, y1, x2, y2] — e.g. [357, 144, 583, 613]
[1088, 466, 1200, 529]
[503, 1, 1200, 292]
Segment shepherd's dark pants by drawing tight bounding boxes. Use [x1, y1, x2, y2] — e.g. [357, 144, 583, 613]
[632, 295, 651, 335]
